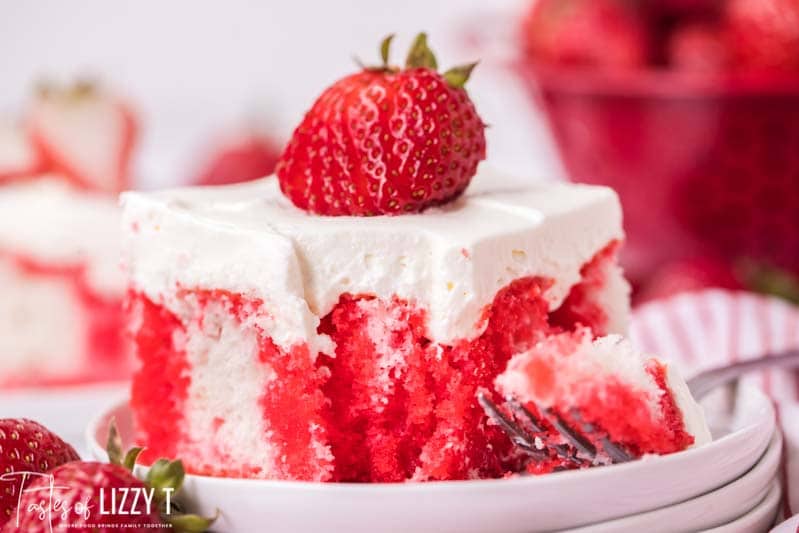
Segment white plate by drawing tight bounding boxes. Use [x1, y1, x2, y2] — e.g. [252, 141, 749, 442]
[86, 384, 775, 533]
[565, 430, 781, 532]
[703, 479, 782, 533]
[769, 513, 799, 533]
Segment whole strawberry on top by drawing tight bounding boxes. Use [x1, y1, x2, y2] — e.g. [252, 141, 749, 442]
[276, 33, 486, 216]
[0, 419, 80, 528]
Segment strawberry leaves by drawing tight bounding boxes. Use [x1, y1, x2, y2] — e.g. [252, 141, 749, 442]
[123, 447, 145, 471]
[373, 32, 478, 89]
[146, 458, 185, 500]
[443, 61, 479, 88]
[380, 34, 395, 68]
[105, 421, 218, 533]
[405, 32, 438, 69]
[167, 511, 221, 533]
[403, 32, 477, 89]
[106, 419, 124, 465]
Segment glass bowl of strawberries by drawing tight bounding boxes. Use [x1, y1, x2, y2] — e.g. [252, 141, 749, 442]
[516, 0, 799, 290]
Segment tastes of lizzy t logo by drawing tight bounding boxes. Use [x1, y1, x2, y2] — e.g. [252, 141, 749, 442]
[0, 422, 216, 531]
[1, 470, 175, 531]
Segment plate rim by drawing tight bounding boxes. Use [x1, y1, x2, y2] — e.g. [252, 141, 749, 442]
[566, 429, 782, 532]
[85, 383, 776, 492]
[702, 478, 782, 533]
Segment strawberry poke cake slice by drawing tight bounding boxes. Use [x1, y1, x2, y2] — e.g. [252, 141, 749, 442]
[123, 34, 709, 482]
[0, 82, 136, 386]
[123, 169, 631, 482]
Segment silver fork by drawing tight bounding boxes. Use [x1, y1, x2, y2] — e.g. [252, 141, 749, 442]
[478, 349, 799, 467]
[685, 349, 799, 400]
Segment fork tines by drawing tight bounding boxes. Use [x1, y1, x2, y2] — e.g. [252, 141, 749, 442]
[477, 392, 632, 468]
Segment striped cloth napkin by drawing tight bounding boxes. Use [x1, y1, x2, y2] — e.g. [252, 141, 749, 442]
[630, 289, 799, 528]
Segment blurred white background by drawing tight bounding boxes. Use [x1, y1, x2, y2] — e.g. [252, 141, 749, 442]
[0, 0, 563, 189]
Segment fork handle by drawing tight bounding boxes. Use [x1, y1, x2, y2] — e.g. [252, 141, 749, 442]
[687, 350, 799, 400]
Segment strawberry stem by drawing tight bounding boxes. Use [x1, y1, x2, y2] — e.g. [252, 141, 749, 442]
[166, 510, 220, 533]
[103, 424, 218, 532]
[123, 447, 144, 471]
[405, 32, 438, 69]
[146, 458, 186, 502]
[443, 62, 479, 89]
[742, 261, 799, 304]
[380, 34, 395, 67]
[106, 419, 124, 466]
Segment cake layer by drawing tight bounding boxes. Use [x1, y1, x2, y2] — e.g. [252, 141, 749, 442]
[0, 256, 82, 379]
[124, 171, 641, 481]
[0, 177, 123, 296]
[129, 245, 620, 481]
[122, 169, 627, 351]
[0, 252, 130, 386]
[0, 177, 128, 385]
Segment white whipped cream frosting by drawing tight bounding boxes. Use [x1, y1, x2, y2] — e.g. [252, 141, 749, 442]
[122, 169, 627, 351]
[0, 177, 123, 296]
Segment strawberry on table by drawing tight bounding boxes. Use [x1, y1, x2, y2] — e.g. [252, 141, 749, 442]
[3, 423, 214, 533]
[27, 80, 138, 194]
[194, 131, 281, 186]
[0, 419, 80, 528]
[276, 33, 486, 216]
[5, 462, 161, 533]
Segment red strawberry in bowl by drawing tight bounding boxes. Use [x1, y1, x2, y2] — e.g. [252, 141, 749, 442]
[649, 0, 722, 17]
[726, 0, 799, 73]
[636, 256, 742, 304]
[667, 23, 730, 72]
[194, 131, 281, 186]
[519, 0, 648, 70]
[28, 80, 138, 194]
[0, 419, 80, 528]
[276, 33, 486, 216]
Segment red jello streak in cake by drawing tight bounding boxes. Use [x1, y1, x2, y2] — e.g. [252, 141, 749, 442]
[550, 240, 620, 336]
[258, 340, 330, 480]
[131, 289, 331, 479]
[646, 361, 695, 452]
[317, 244, 617, 482]
[130, 293, 190, 463]
[131, 243, 619, 481]
[318, 295, 435, 481]
[192, 290, 330, 480]
[502, 331, 695, 475]
[558, 369, 694, 459]
[0, 251, 127, 387]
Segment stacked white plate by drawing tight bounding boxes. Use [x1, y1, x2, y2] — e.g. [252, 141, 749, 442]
[87, 384, 782, 533]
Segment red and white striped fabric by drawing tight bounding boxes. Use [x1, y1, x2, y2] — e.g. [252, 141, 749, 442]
[630, 289, 799, 524]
